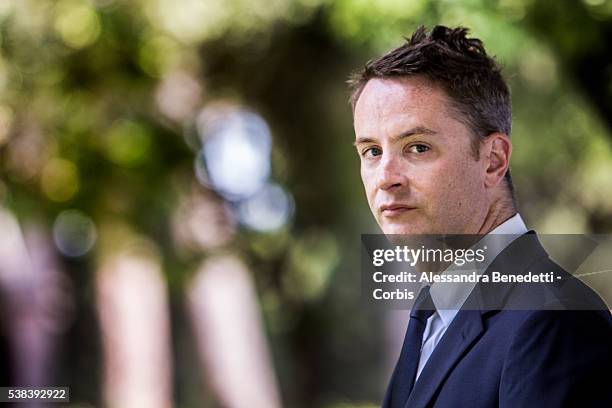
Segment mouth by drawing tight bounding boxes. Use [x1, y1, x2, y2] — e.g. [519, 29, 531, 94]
[380, 204, 417, 217]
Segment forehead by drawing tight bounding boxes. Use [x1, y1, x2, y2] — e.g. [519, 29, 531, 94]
[353, 76, 454, 138]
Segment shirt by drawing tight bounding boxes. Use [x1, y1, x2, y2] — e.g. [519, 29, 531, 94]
[415, 213, 529, 380]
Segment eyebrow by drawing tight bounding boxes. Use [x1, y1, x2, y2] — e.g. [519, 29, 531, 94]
[353, 126, 437, 146]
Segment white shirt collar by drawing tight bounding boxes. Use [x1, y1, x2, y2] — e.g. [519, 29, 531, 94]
[430, 213, 528, 327]
[489, 213, 528, 235]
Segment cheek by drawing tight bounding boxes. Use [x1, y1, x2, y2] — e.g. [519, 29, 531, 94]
[419, 156, 482, 203]
[360, 166, 376, 202]
[438, 163, 485, 209]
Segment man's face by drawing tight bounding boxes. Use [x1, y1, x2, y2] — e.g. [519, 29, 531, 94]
[353, 76, 489, 235]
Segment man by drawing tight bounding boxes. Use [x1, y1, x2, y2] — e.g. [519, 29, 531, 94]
[350, 26, 612, 407]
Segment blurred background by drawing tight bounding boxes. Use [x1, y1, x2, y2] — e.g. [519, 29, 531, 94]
[0, 0, 611, 407]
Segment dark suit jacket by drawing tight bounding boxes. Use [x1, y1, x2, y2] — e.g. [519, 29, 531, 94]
[383, 232, 612, 408]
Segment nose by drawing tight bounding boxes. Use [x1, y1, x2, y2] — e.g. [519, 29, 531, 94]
[376, 152, 405, 191]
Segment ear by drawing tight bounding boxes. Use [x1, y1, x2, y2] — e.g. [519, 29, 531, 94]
[481, 133, 511, 189]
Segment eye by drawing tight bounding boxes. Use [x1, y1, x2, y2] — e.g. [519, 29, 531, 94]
[407, 144, 430, 154]
[362, 147, 382, 158]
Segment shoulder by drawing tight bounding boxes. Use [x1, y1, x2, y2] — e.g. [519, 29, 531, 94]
[499, 308, 612, 406]
[502, 306, 612, 376]
[513, 307, 611, 342]
[511, 255, 610, 310]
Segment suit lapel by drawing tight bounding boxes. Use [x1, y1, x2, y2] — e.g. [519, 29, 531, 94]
[402, 309, 484, 408]
[401, 232, 548, 408]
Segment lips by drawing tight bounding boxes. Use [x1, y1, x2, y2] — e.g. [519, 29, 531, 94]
[380, 204, 417, 217]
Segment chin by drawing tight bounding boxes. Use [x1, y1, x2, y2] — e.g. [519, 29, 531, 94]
[382, 223, 429, 236]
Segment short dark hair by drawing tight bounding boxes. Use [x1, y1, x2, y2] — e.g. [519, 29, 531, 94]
[349, 25, 516, 202]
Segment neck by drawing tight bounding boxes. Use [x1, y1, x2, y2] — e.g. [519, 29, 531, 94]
[476, 195, 516, 235]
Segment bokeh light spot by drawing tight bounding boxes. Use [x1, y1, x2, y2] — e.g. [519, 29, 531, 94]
[198, 107, 272, 200]
[104, 120, 152, 167]
[283, 230, 340, 301]
[0, 104, 14, 146]
[54, 0, 101, 49]
[41, 158, 80, 202]
[237, 182, 294, 232]
[138, 34, 180, 78]
[53, 209, 97, 257]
